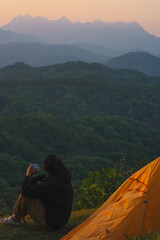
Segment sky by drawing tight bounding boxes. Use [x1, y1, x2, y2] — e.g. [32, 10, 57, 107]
[0, 0, 160, 37]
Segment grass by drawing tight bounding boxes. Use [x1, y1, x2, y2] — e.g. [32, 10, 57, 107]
[1, 209, 160, 240]
[132, 233, 160, 240]
[0, 209, 94, 240]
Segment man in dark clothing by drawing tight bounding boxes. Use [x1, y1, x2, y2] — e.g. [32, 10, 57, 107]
[0, 155, 73, 229]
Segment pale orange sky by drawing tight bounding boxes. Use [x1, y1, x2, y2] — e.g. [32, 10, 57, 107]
[0, 0, 160, 37]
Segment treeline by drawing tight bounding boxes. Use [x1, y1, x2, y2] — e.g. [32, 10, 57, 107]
[0, 61, 160, 212]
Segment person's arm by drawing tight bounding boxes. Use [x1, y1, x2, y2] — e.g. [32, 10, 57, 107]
[20, 163, 53, 199]
[20, 176, 54, 199]
[30, 174, 46, 185]
[25, 164, 46, 184]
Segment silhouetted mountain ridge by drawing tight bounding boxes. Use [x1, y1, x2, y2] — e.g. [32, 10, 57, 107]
[0, 60, 151, 82]
[0, 42, 109, 68]
[72, 42, 124, 58]
[0, 28, 43, 44]
[106, 52, 160, 76]
[2, 15, 160, 54]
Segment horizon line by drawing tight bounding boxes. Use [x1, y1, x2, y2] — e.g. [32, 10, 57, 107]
[1, 14, 159, 38]
[2, 14, 141, 25]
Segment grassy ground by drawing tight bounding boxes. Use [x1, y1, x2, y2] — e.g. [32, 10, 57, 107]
[0, 209, 94, 240]
[1, 209, 160, 240]
[132, 234, 160, 240]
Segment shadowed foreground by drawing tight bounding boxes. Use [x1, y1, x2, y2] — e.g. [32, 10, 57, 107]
[0, 209, 160, 240]
[0, 209, 94, 240]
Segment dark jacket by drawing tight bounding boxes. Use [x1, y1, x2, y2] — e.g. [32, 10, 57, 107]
[20, 173, 73, 229]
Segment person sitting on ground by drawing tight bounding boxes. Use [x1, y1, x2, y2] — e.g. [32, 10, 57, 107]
[0, 155, 73, 229]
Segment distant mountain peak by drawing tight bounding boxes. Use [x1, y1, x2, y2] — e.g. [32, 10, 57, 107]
[94, 19, 104, 24]
[129, 21, 144, 29]
[55, 16, 72, 23]
[7, 15, 142, 26]
[8, 15, 72, 25]
[13, 14, 31, 20]
[1, 16, 160, 54]
[59, 16, 68, 20]
[11, 14, 50, 23]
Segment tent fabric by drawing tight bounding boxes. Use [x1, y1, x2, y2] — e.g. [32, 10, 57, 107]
[61, 157, 160, 240]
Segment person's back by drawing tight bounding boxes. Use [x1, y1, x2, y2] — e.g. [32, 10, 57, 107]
[42, 174, 73, 228]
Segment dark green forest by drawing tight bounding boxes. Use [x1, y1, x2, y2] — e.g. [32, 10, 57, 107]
[0, 61, 160, 212]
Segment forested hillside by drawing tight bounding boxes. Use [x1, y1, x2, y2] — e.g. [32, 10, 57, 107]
[0, 61, 160, 211]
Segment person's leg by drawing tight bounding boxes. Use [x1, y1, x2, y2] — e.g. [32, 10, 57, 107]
[1, 194, 28, 224]
[12, 194, 28, 221]
[13, 194, 47, 227]
[27, 197, 47, 227]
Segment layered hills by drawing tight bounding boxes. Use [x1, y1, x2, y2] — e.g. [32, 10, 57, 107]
[0, 42, 108, 68]
[2, 15, 160, 54]
[0, 28, 43, 44]
[106, 52, 160, 76]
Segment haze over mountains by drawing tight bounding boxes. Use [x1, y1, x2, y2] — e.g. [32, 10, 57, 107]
[0, 42, 108, 68]
[0, 28, 43, 44]
[106, 52, 160, 77]
[72, 43, 124, 58]
[0, 43, 160, 76]
[0, 15, 160, 76]
[2, 15, 160, 55]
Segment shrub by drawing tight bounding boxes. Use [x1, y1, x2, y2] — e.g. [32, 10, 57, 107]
[74, 158, 132, 209]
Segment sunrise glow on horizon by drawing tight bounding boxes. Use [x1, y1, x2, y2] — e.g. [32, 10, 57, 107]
[0, 0, 160, 37]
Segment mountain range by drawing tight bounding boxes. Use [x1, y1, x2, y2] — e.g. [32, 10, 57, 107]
[72, 42, 124, 58]
[0, 28, 42, 44]
[106, 52, 160, 77]
[0, 42, 108, 68]
[1, 15, 160, 55]
[0, 43, 160, 77]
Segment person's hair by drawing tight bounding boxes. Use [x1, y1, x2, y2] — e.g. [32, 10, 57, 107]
[44, 154, 71, 181]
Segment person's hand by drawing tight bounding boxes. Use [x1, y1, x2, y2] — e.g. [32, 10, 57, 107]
[26, 164, 39, 176]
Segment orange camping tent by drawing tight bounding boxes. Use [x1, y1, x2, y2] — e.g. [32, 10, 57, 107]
[61, 157, 160, 240]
